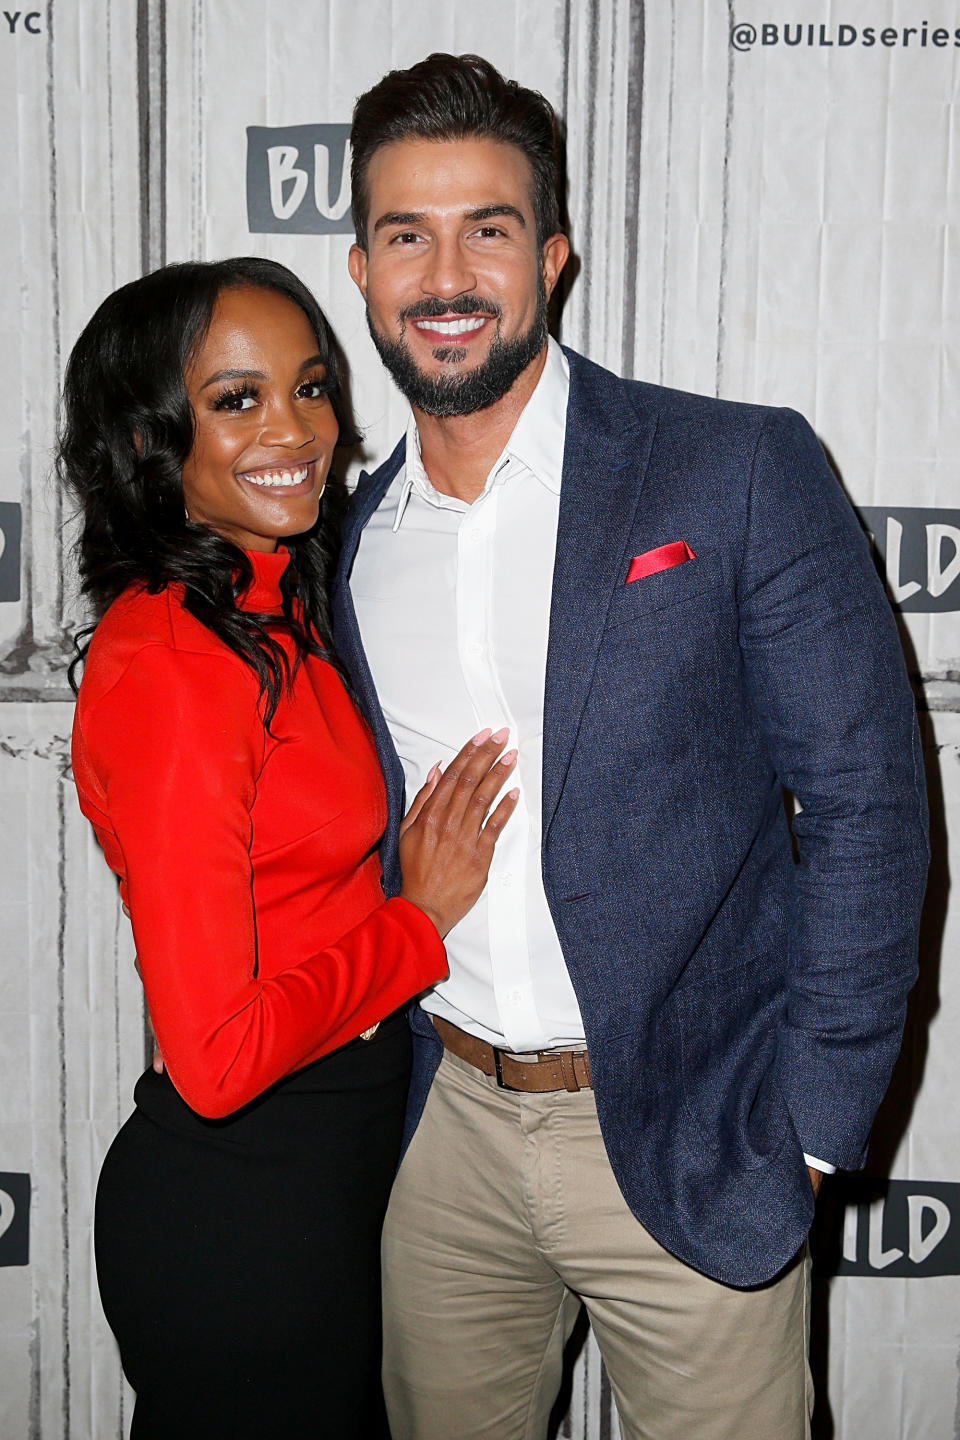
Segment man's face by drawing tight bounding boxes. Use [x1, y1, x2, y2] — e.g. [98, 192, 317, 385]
[348, 136, 568, 417]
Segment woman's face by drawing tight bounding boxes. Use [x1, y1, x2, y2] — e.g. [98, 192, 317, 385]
[180, 285, 339, 552]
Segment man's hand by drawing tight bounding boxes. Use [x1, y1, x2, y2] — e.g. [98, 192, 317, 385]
[807, 1166, 823, 1198]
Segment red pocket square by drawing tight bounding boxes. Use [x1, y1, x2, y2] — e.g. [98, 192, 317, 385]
[625, 540, 696, 583]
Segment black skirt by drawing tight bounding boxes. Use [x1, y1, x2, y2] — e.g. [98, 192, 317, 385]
[95, 1010, 411, 1439]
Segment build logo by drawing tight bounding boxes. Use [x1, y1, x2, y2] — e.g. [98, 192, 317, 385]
[0, 1173, 30, 1266]
[0, 502, 21, 603]
[246, 125, 352, 235]
[813, 1178, 960, 1278]
[860, 507, 960, 613]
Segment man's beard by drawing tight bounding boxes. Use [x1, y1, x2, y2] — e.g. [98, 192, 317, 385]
[365, 281, 549, 419]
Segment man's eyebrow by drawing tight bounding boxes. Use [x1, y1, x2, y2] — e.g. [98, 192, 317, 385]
[465, 205, 526, 227]
[372, 204, 527, 234]
[373, 211, 425, 234]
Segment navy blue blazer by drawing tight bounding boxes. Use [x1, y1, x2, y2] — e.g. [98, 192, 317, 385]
[332, 347, 929, 1287]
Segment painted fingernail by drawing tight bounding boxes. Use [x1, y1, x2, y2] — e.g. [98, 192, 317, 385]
[490, 726, 510, 743]
[427, 762, 440, 782]
[499, 749, 518, 766]
[472, 728, 493, 745]
[508, 787, 520, 799]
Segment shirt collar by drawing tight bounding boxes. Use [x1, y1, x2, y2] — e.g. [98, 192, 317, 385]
[502, 335, 568, 495]
[392, 337, 569, 531]
[239, 545, 290, 612]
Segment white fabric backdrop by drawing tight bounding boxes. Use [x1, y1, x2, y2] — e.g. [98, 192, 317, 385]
[1, 3, 958, 1435]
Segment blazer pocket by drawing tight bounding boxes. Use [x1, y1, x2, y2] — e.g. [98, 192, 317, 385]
[676, 958, 792, 1171]
[605, 548, 724, 627]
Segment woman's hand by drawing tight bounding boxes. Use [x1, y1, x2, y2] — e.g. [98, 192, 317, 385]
[398, 727, 519, 938]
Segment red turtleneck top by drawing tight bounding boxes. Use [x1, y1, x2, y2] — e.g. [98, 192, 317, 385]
[71, 548, 446, 1118]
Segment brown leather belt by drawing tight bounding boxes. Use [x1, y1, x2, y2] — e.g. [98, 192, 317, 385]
[433, 1015, 593, 1093]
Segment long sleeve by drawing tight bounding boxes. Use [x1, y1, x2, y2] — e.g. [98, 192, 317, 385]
[74, 640, 446, 1118]
[737, 409, 929, 1167]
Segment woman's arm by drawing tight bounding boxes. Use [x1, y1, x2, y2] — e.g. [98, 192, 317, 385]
[74, 643, 447, 1118]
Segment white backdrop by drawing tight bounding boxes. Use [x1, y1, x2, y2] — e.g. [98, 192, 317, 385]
[1, 3, 959, 1436]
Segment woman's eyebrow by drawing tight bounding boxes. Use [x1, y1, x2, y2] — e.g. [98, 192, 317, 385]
[198, 355, 325, 390]
[198, 367, 266, 390]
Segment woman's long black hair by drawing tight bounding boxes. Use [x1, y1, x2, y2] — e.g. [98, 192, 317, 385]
[58, 257, 359, 723]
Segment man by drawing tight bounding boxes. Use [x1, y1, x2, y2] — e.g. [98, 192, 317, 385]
[332, 52, 928, 1440]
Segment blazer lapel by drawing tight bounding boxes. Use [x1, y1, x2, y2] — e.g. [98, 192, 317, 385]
[332, 441, 408, 890]
[335, 437, 405, 593]
[542, 352, 659, 835]
[332, 437, 404, 700]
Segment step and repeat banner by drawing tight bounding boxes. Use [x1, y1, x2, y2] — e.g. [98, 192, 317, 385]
[1, 2, 958, 1436]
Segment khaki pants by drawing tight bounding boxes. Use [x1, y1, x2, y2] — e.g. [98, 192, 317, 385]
[382, 1048, 813, 1440]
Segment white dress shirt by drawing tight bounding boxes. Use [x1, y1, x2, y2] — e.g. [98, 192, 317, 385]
[349, 338, 835, 1172]
[350, 338, 584, 1051]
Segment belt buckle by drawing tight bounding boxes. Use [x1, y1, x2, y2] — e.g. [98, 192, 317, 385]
[493, 1046, 511, 1089]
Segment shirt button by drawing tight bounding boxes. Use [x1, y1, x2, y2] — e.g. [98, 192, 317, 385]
[469, 640, 483, 655]
[469, 529, 483, 544]
[506, 989, 524, 1006]
[500, 873, 514, 888]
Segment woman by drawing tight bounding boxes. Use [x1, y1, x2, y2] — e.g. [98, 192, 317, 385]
[60, 257, 518, 1438]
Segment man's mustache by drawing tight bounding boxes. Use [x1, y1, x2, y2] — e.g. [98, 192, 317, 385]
[398, 296, 501, 323]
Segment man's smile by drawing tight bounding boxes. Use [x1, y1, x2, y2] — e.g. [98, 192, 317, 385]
[412, 316, 489, 337]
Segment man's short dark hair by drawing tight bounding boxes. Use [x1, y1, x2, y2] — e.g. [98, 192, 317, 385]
[350, 53, 562, 252]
